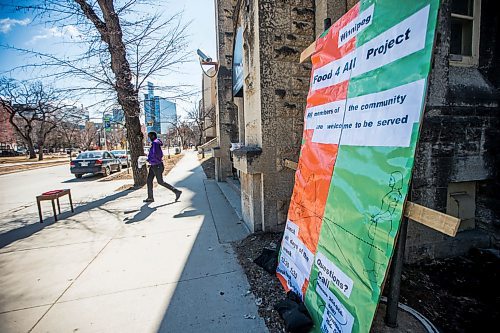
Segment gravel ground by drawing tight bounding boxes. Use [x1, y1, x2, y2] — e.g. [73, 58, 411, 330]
[233, 231, 500, 333]
[398, 248, 500, 333]
[233, 232, 288, 333]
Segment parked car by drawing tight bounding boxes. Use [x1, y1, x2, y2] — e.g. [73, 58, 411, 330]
[0, 149, 19, 157]
[111, 150, 131, 167]
[70, 150, 121, 178]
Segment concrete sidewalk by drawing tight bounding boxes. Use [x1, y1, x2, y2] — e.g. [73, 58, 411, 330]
[0, 152, 267, 333]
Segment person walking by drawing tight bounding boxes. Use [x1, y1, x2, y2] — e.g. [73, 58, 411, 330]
[144, 131, 182, 203]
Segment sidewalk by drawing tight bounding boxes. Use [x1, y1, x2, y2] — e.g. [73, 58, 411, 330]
[0, 152, 267, 333]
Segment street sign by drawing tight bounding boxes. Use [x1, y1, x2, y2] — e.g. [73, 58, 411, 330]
[104, 116, 111, 132]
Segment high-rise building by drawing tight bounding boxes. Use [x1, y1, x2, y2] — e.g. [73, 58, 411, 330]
[144, 82, 176, 135]
[158, 98, 177, 134]
[144, 82, 160, 134]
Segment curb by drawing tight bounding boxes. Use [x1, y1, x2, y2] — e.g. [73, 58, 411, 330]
[98, 167, 130, 182]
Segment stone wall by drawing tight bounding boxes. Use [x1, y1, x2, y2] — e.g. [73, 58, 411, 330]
[406, 0, 500, 262]
[257, 0, 315, 230]
[214, 0, 239, 181]
[230, 0, 315, 232]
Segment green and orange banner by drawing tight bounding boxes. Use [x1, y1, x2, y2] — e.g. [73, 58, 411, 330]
[276, 1, 440, 332]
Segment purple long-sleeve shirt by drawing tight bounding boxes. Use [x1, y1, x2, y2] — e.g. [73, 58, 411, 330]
[147, 139, 164, 165]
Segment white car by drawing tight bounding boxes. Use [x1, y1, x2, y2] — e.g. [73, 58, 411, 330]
[111, 150, 131, 167]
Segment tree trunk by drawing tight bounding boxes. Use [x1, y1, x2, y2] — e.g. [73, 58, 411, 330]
[27, 141, 36, 159]
[125, 115, 147, 186]
[96, 0, 147, 186]
[198, 133, 203, 147]
[38, 144, 44, 161]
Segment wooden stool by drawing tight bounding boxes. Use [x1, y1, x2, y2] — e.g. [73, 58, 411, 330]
[36, 189, 74, 223]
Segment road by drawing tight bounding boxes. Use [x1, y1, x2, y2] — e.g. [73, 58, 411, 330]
[0, 164, 131, 232]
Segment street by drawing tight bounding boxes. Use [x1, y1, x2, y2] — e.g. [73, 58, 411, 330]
[0, 163, 131, 234]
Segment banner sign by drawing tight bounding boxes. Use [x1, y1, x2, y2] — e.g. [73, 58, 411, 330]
[276, 1, 440, 332]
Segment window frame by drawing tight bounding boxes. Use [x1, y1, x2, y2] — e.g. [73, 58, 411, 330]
[449, 0, 482, 67]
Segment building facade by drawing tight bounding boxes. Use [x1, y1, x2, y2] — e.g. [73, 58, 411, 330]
[213, 0, 499, 262]
[201, 68, 217, 143]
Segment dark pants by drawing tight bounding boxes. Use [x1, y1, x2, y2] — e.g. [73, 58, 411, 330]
[147, 163, 177, 199]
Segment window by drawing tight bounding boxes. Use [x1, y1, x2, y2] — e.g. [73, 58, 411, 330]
[450, 0, 481, 66]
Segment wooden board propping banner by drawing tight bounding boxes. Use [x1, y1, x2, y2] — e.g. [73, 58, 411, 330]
[404, 201, 460, 237]
[277, 1, 443, 332]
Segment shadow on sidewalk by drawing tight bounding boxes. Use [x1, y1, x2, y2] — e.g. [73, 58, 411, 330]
[0, 188, 137, 249]
[152, 156, 263, 333]
[124, 202, 177, 224]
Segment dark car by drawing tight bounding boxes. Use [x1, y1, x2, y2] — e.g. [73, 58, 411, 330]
[70, 150, 121, 178]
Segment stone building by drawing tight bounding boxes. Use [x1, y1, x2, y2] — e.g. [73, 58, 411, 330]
[201, 68, 217, 143]
[212, 0, 499, 261]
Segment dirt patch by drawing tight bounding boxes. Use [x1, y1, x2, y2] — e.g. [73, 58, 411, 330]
[200, 156, 215, 179]
[233, 232, 287, 333]
[0, 159, 69, 175]
[234, 231, 500, 333]
[398, 249, 500, 333]
[0, 155, 67, 164]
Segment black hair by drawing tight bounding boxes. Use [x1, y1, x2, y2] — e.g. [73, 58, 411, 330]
[148, 131, 157, 139]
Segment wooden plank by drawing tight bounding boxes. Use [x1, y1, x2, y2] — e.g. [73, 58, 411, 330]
[284, 159, 298, 170]
[283, 159, 461, 237]
[404, 201, 460, 237]
[300, 41, 317, 63]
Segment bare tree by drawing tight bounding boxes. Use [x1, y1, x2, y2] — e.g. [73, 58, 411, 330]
[0, 78, 73, 160]
[106, 127, 126, 150]
[57, 106, 87, 151]
[187, 102, 216, 146]
[81, 121, 99, 150]
[166, 115, 196, 149]
[3, 0, 192, 186]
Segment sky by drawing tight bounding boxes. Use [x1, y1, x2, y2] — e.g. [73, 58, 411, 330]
[0, 0, 217, 121]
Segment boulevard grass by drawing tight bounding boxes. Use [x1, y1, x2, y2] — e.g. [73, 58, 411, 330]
[0, 155, 70, 176]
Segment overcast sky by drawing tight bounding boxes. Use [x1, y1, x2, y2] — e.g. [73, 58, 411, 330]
[0, 0, 217, 120]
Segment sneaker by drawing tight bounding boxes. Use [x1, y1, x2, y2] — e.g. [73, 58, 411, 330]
[175, 190, 182, 202]
[143, 198, 154, 203]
